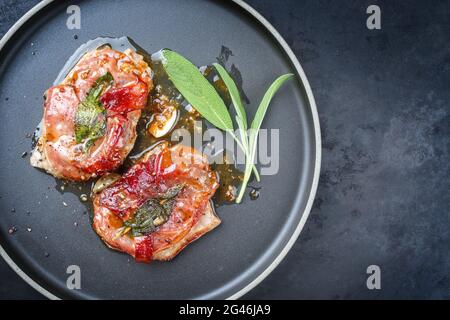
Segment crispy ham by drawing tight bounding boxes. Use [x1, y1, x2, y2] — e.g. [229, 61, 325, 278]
[31, 47, 152, 180]
[93, 142, 220, 262]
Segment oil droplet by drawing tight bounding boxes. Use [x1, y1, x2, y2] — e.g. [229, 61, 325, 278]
[27, 227, 32, 232]
[21, 151, 28, 158]
[249, 188, 260, 200]
[80, 194, 88, 202]
[44, 252, 50, 258]
[11, 208, 15, 212]
[8, 226, 17, 234]
[62, 201, 68, 207]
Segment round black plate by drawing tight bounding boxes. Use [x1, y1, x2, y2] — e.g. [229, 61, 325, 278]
[0, 0, 320, 299]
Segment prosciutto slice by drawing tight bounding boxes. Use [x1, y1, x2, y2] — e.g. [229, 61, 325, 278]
[31, 47, 152, 180]
[92, 142, 220, 262]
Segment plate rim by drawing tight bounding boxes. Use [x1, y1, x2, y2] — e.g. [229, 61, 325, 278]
[0, 0, 321, 300]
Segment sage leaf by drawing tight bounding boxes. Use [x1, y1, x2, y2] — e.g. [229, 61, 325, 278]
[236, 73, 294, 203]
[123, 184, 184, 237]
[249, 74, 294, 148]
[160, 49, 233, 131]
[74, 72, 114, 149]
[213, 63, 247, 130]
[213, 63, 260, 180]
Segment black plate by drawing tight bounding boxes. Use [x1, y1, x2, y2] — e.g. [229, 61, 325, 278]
[0, 0, 320, 299]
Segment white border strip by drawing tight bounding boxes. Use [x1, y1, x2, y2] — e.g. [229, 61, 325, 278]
[0, 0, 321, 300]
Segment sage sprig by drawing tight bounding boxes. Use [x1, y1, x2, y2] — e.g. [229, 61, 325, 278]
[213, 63, 260, 181]
[160, 49, 258, 177]
[160, 49, 293, 203]
[236, 73, 294, 203]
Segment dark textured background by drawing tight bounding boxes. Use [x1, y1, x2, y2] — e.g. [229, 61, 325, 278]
[0, 0, 449, 299]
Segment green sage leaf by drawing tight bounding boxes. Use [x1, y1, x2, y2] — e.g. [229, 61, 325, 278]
[74, 72, 114, 149]
[249, 74, 294, 145]
[124, 184, 184, 237]
[236, 73, 294, 203]
[160, 49, 233, 131]
[213, 63, 247, 130]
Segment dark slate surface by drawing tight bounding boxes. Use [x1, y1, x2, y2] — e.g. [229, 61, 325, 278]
[0, 0, 449, 300]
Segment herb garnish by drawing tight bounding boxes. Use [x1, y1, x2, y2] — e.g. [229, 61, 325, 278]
[74, 72, 114, 150]
[160, 49, 293, 203]
[237, 73, 293, 202]
[120, 184, 184, 237]
[160, 50, 259, 179]
[160, 50, 233, 131]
